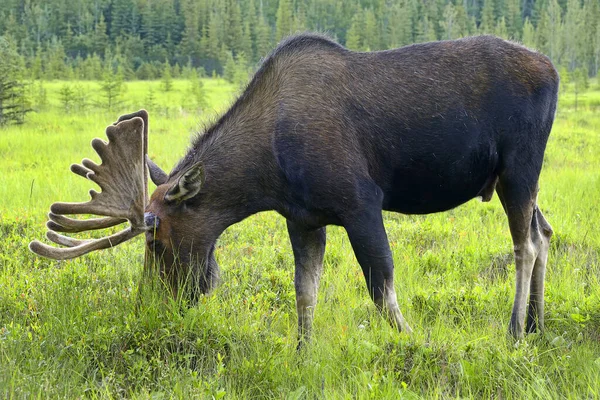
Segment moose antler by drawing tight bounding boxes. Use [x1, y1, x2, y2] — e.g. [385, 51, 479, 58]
[29, 110, 150, 260]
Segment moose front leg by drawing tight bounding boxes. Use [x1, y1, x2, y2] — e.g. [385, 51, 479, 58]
[342, 205, 412, 334]
[287, 220, 326, 347]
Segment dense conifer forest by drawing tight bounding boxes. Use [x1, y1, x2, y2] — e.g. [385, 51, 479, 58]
[0, 0, 599, 80]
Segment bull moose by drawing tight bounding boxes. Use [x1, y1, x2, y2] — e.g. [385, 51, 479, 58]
[30, 33, 559, 343]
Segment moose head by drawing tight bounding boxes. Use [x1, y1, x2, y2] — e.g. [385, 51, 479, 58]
[30, 110, 219, 303]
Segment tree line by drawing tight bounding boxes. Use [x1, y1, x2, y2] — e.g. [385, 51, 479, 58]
[0, 0, 599, 81]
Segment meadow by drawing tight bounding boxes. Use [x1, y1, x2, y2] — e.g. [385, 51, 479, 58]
[1, 78, 599, 398]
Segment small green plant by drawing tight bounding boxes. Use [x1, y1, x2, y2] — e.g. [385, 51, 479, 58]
[161, 60, 173, 92]
[100, 65, 124, 111]
[186, 73, 208, 112]
[58, 84, 75, 112]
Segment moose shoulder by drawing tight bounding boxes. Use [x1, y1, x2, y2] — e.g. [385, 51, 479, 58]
[31, 34, 559, 343]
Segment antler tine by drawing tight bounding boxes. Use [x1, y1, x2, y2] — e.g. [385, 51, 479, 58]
[47, 213, 126, 233]
[30, 110, 150, 260]
[29, 227, 142, 260]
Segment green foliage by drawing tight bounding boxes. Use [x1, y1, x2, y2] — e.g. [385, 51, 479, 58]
[161, 60, 173, 92]
[145, 86, 157, 112]
[100, 65, 125, 112]
[275, 0, 293, 41]
[187, 72, 209, 112]
[0, 36, 31, 125]
[33, 81, 47, 111]
[223, 51, 250, 89]
[58, 84, 75, 113]
[1, 0, 599, 80]
[136, 62, 160, 80]
[572, 67, 590, 110]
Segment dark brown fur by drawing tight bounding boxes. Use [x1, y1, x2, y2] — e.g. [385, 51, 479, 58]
[145, 33, 559, 341]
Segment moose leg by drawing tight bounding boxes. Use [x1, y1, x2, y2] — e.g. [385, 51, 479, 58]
[526, 207, 553, 333]
[341, 202, 412, 334]
[287, 220, 326, 346]
[496, 181, 540, 338]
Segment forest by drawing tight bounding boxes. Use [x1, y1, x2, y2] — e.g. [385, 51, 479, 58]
[0, 0, 599, 81]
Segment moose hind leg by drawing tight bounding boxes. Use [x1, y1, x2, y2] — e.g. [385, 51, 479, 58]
[287, 220, 326, 346]
[497, 180, 539, 338]
[526, 207, 553, 333]
[341, 195, 412, 334]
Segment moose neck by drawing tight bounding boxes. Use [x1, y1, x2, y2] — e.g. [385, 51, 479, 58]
[174, 77, 281, 231]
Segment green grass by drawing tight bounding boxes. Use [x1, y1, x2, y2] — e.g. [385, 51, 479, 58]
[1, 79, 600, 398]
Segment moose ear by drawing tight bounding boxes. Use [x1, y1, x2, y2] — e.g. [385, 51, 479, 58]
[164, 162, 205, 203]
[146, 155, 168, 186]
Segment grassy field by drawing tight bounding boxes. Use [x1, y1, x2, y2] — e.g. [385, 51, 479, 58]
[1, 79, 599, 399]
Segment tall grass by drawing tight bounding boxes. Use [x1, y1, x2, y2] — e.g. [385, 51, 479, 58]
[1, 80, 599, 398]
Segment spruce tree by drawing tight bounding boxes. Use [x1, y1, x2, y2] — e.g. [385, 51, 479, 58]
[0, 37, 31, 125]
[100, 63, 124, 112]
[227, 0, 244, 55]
[161, 59, 173, 92]
[522, 18, 536, 48]
[255, 11, 272, 59]
[345, 12, 363, 50]
[275, 0, 293, 41]
[480, 0, 495, 34]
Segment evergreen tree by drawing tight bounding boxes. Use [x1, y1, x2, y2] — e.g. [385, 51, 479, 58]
[454, 4, 469, 38]
[227, 0, 244, 55]
[161, 59, 173, 92]
[363, 9, 380, 50]
[545, 0, 564, 65]
[136, 62, 159, 80]
[111, 0, 136, 39]
[92, 13, 110, 57]
[31, 45, 44, 80]
[233, 52, 250, 88]
[294, 2, 307, 32]
[583, 0, 600, 75]
[187, 71, 208, 111]
[441, 3, 458, 40]
[495, 16, 508, 39]
[145, 85, 157, 111]
[223, 50, 236, 83]
[572, 66, 589, 110]
[564, 0, 584, 71]
[522, 18, 536, 48]
[46, 38, 68, 80]
[506, 0, 523, 39]
[345, 11, 364, 50]
[59, 83, 75, 112]
[480, 0, 495, 33]
[245, 0, 260, 62]
[417, 16, 438, 43]
[100, 63, 124, 111]
[73, 82, 88, 112]
[255, 11, 272, 59]
[595, 16, 600, 76]
[240, 22, 253, 60]
[0, 37, 31, 125]
[275, 0, 293, 41]
[179, 0, 201, 65]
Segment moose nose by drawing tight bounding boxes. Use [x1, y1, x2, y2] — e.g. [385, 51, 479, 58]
[144, 212, 160, 229]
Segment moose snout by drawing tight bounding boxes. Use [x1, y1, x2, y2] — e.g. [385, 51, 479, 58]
[144, 212, 160, 229]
